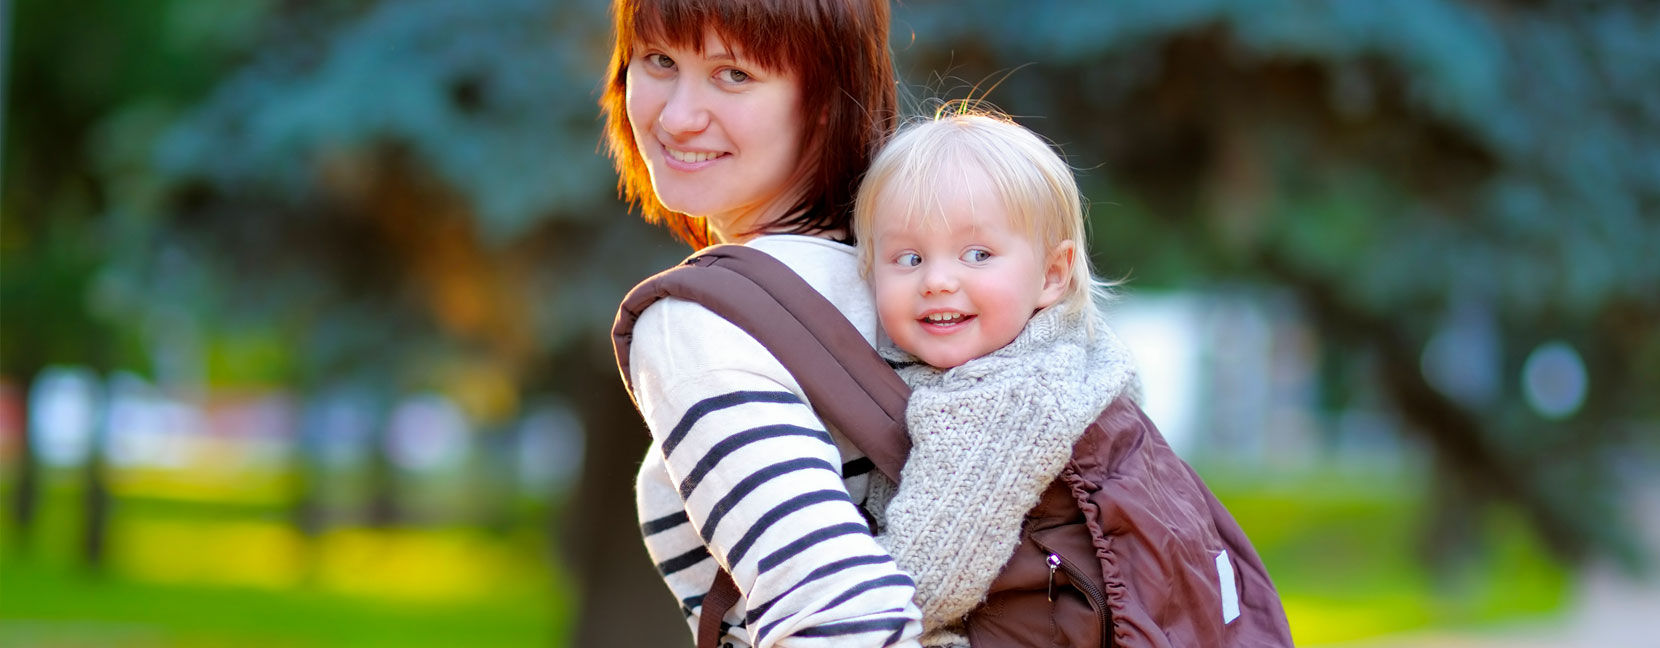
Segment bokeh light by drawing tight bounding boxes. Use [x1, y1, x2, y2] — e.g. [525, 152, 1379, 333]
[1522, 341, 1588, 421]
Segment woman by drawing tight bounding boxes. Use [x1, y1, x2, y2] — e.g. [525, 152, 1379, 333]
[599, 1, 921, 646]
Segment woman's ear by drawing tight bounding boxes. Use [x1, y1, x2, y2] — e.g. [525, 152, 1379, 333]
[1036, 240, 1075, 308]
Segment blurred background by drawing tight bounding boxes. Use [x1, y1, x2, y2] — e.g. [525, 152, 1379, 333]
[3, 0, 1657, 646]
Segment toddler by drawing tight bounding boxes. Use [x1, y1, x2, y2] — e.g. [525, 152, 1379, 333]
[854, 112, 1141, 645]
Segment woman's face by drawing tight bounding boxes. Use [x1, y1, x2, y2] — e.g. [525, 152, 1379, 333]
[626, 29, 807, 242]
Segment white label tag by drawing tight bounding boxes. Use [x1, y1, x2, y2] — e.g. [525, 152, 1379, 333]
[1216, 550, 1241, 624]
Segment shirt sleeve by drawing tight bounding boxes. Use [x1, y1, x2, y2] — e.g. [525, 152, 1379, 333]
[631, 297, 924, 648]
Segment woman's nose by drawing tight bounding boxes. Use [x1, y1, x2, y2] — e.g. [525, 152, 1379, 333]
[658, 78, 709, 135]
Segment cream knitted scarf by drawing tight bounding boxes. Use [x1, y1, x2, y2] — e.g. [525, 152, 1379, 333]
[866, 305, 1140, 646]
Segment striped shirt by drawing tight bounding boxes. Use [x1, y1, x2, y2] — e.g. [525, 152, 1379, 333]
[631, 235, 924, 647]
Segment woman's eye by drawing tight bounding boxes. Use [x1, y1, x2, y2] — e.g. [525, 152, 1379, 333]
[646, 53, 675, 69]
[963, 249, 992, 263]
[718, 68, 750, 83]
[897, 253, 922, 267]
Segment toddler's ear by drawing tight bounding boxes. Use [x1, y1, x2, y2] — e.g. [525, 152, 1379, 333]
[1037, 240, 1075, 309]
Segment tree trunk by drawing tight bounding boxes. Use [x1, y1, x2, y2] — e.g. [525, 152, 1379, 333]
[476, 423, 516, 536]
[562, 342, 686, 647]
[366, 402, 401, 528]
[6, 368, 41, 556]
[80, 418, 110, 572]
[290, 392, 326, 588]
[291, 398, 325, 538]
[1259, 250, 1590, 563]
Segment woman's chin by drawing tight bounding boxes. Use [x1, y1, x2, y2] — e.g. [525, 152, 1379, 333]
[655, 194, 720, 219]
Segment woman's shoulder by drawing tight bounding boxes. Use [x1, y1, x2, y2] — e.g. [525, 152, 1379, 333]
[743, 235, 875, 341]
[625, 234, 877, 383]
[630, 292, 779, 382]
[745, 234, 856, 277]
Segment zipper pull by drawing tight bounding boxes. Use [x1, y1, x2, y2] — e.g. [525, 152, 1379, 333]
[1046, 553, 1062, 602]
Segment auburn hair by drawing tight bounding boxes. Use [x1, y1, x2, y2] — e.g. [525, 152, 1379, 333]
[600, 0, 897, 248]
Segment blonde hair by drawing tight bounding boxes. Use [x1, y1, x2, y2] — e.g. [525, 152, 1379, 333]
[853, 111, 1113, 319]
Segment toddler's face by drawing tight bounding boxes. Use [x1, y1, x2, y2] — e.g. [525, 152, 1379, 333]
[868, 170, 1069, 369]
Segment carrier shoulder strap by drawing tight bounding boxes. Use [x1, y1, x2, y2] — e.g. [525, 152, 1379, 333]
[611, 244, 913, 648]
[612, 243, 911, 481]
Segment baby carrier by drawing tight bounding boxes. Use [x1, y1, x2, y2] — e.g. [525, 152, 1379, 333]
[612, 244, 1294, 647]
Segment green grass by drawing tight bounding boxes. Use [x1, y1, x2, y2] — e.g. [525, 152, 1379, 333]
[0, 475, 569, 648]
[1204, 465, 1571, 645]
[1, 558, 560, 648]
[0, 464, 1574, 647]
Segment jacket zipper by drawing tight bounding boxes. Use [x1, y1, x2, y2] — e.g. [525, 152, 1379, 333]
[1034, 539, 1110, 645]
[1047, 553, 1062, 601]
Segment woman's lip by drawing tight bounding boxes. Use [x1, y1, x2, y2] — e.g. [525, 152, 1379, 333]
[660, 143, 726, 171]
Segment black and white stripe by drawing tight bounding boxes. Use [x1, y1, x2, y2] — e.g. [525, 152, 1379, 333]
[630, 242, 923, 647]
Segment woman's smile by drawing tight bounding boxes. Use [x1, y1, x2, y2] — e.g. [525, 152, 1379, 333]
[661, 142, 726, 169]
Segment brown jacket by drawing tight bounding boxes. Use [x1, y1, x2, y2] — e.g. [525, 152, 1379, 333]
[968, 397, 1294, 647]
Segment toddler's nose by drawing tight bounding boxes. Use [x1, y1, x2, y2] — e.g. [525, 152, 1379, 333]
[921, 264, 958, 295]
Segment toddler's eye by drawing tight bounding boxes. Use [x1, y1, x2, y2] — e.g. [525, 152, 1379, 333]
[897, 253, 922, 267]
[962, 249, 992, 263]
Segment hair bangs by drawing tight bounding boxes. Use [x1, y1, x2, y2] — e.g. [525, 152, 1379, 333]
[624, 0, 808, 74]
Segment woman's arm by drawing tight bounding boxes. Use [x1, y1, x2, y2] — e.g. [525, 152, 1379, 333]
[632, 297, 923, 648]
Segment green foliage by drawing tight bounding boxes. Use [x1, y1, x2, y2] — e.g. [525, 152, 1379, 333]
[0, 217, 112, 373]
[901, 0, 1660, 308]
[889, 0, 1660, 563]
[10, 0, 1655, 583]
[1, 0, 264, 377]
[157, 0, 617, 243]
[134, 0, 679, 390]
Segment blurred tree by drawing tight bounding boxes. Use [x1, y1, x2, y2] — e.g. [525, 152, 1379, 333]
[893, 0, 1660, 569]
[14, 0, 1656, 644]
[140, 0, 687, 644]
[1, 0, 250, 565]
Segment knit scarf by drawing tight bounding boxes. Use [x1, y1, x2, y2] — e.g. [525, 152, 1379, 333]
[866, 305, 1140, 646]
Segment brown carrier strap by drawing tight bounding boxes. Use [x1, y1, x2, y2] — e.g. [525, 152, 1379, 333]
[698, 569, 741, 648]
[613, 244, 911, 481]
[611, 244, 912, 648]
